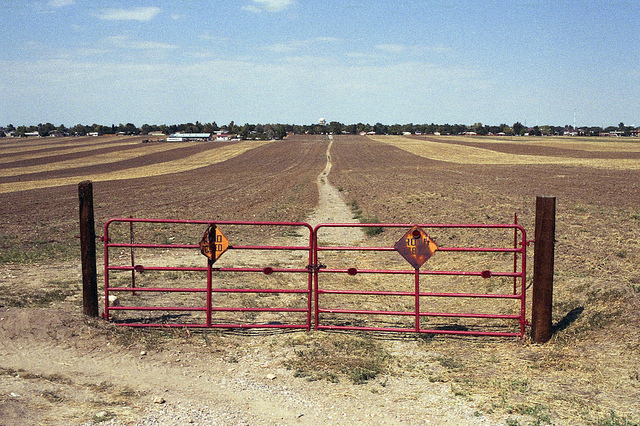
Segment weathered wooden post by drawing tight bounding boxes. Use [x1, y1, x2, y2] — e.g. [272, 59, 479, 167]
[79, 180, 99, 317]
[531, 196, 556, 343]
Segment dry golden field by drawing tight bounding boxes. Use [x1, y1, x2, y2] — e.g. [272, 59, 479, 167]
[0, 134, 639, 425]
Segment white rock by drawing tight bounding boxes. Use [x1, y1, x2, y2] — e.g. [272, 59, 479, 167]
[106, 295, 120, 306]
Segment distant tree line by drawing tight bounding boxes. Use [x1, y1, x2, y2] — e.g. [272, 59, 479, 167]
[1, 120, 638, 139]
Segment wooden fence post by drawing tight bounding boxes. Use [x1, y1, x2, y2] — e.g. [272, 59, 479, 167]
[79, 180, 98, 317]
[531, 196, 556, 343]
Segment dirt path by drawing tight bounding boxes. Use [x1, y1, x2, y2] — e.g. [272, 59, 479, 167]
[305, 135, 364, 246]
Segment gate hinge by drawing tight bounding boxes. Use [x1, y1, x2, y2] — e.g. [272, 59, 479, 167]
[521, 239, 534, 246]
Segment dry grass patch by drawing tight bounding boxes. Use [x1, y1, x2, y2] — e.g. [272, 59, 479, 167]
[0, 138, 144, 164]
[431, 135, 640, 153]
[516, 138, 640, 153]
[370, 135, 640, 169]
[0, 135, 136, 155]
[0, 141, 192, 177]
[283, 332, 390, 384]
[0, 139, 275, 193]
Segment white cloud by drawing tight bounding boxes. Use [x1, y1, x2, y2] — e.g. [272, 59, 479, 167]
[375, 43, 452, 55]
[107, 35, 176, 51]
[97, 7, 162, 22]
[243, 0, 294, 13]
[199, 32, 231, 42]
[266, 37, 341, 53]
[242, 5, 261, 13]
[0, 54, 494, 125]
[376, 44, 408, 54]
[48, 0, 74, 7]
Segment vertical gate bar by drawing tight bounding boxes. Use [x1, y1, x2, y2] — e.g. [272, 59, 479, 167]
[130, 216, 136, 296]
[313, 228, 320, 330]
[520, 227, 528, 337]
[414, 269, 420, 332]
[207, 224, 216, 328]
[513, 214, 518, 295]
[206, 259, 212, 327]
[306, 228, 314, 331]
[103, 220, 111, 320]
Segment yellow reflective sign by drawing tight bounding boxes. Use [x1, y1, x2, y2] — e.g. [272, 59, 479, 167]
[199, 225, 229, 264]
[394, 225, 439, 269]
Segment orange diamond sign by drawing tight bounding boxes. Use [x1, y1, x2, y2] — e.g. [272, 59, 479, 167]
[199, 224, 229, 264]
[394, 226, 439, 269]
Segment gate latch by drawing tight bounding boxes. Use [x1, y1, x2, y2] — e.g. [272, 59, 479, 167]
[307, 263, 326, 272]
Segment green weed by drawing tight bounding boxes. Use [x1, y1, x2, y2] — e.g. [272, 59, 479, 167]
[597, 410, 639, 426]
[347, 200, 383, 236]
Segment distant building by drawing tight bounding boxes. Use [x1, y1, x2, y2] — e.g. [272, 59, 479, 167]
[599, 130, 624, 137]
[167, 133, 211, 142]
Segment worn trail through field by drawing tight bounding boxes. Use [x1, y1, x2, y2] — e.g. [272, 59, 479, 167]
[305, 135, 364, 246]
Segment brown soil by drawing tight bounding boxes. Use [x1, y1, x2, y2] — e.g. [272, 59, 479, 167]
[1, 134, 639, 425]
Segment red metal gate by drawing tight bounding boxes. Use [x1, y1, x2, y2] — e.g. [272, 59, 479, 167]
[312, 222, 528, 337]
[103, 218, 528, 337]
[103, 218, 314, 329]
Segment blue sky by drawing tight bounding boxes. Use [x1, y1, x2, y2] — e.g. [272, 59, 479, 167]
[1, 0, 639, 127]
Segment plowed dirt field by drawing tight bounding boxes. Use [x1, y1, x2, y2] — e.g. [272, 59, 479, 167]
[1, 134, 639, 425]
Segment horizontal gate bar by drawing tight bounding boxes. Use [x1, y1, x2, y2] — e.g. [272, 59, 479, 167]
[318, 324, 521, 338]
[318, 308, 521, 320]
[107, 266, 310, 274]
[110, 306, 206, 311]
[316, 246, 523, 253]
[318, 289, 522, 299]
[317, 268, 523, 278]
[120, 323, 309, 329]
[108, 243, 311, 251]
